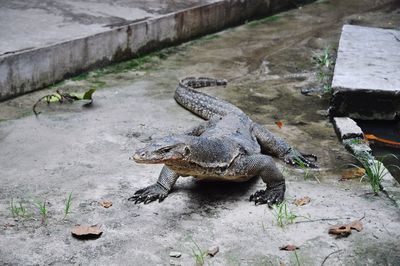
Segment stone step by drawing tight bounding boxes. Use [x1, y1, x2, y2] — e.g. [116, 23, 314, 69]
[330, 25, 400, 120]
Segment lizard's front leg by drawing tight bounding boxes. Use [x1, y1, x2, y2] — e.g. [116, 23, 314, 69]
[128, 166, 179, 204]
[252, 123, 318, 168]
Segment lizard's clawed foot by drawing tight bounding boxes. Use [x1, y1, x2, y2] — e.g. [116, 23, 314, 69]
[128, 183, 168, 204]
[249, 182, 286, 207]
[284, 149, 318, 168]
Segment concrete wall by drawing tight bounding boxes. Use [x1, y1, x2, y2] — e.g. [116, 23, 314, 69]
[0, 0, 296, 101]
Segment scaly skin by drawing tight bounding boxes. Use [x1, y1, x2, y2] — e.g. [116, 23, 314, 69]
[129, 77, 317, 206]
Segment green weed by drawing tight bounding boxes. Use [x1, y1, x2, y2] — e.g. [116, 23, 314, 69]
[33, 199, 48, 225]
[191, 239, 207, 266]
[63, 192, 73, 219]
[10, 199, 30, 220]
[349, 138, 364, 145]
[360, 155, 399, 194]
[293, 156, 320, 183]
[271, 201, 299, 227]
[293, 250, 301, 266]
[313, 46, 335, 93]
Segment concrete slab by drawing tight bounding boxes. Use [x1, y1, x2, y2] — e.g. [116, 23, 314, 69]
[333, 117, 364, 140]
[330, 25, 400, 120]
[0, 0, 216, 55]
[0, 0, 298, 100]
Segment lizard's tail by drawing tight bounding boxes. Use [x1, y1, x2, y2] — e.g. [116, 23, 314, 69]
[175, 77, 243, 120]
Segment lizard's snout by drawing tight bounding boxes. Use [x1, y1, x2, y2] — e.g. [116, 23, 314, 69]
[131, 151, 146, 162]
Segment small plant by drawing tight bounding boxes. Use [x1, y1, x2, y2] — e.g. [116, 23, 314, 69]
[272, 201, 299, 227]
[63, 192, 73, 219]
[34, 199, 48, 225]
[313, 46, 335, 94]
[191, 239, 207, 266]
[293, 250, 301, 266]
[293, 156, 320, 183]
[360, 155, 400, 194]
[10, 199, 29, 220]
[349, 138, 365, 145]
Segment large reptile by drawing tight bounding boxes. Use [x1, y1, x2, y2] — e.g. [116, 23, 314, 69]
[129, 77, 317, 206]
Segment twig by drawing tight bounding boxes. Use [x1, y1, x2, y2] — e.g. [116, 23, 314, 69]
[391, 33, 400, 42]
[294, 217, 348, 224]
[321, 249, 343, 266]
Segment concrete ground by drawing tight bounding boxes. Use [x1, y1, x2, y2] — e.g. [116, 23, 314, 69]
[1, 0, 400, 265]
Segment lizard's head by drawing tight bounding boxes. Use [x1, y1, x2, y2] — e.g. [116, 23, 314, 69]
[131, 135, 191, 164]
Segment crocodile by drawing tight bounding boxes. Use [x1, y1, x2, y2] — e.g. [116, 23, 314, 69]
[129, 77, 317, 206]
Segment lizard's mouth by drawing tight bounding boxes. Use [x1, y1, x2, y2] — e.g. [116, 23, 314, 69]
[130, 151, 185, 164]
[131, 153, 144, 162]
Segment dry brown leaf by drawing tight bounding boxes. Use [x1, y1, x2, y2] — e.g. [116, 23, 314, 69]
[340, 168, 365, 181]
[71, 225, 103, 239]
[279, 244, 299, 251]
[99, 200, 113, 208]
[328, 225, 352, 237]
[293, 196, 311, 206]
[275, 121, 284, 129]
[328, 220, 363, 237]
[349, 220, 363, 232]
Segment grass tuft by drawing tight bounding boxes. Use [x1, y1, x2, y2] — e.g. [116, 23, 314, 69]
[359, 154, 400, 194]
[33, 199, 48, 225]
[313, 46, 335, 93]
[190, 239, 207, 266]
[10, 199, 30, 220]
[293, 156, 320, 183]
[271, 201, 298, 227]
[64, 192, 73, 219]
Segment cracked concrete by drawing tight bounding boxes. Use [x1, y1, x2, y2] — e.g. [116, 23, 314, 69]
[1, 0, 400, 265]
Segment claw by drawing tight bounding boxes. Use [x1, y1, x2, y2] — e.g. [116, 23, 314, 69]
[284, 149, 318, 168]
[128, 183, 168, 204]
[249, 182, 286, 207]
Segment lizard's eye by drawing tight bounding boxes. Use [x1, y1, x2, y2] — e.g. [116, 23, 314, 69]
[184, 146, 191, 155]
[158, 147, 172, 153]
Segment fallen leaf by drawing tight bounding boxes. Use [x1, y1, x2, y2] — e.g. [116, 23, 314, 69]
[275, 121, 284, 129]
[71, 225, 103, 240]
[99, 200, 113, 208]
[340, 168, 365, 181]
[33, 88, 96, 115]
[349, 220, 363, 232]
[293, 196, 311, 206]
[207, 246, 219, 257]
[328, 220, 363, 237]
[328, 225, 352, 237]
[279, 244, 299, 251]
